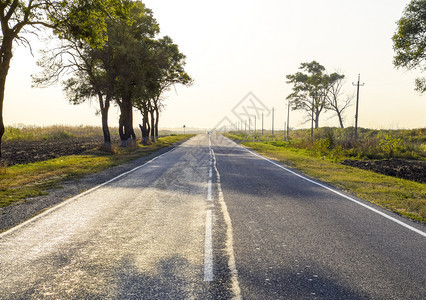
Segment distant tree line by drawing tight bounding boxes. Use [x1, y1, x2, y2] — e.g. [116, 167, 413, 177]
[0, 0, 192, 157]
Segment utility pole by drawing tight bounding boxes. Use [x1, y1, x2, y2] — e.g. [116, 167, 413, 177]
[352, 74, 365, 139]
[311, 96, 314, 140]
[262, 113, 264, 136]
[254, 116, 257, 134]
[272, 107, 275, 135]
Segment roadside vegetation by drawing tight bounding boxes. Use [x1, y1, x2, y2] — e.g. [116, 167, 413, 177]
[225, 128, 425, 223]
[0, 132, 194, 208]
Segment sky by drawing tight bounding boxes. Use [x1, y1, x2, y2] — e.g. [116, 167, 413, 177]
[4, 0, 426, 131]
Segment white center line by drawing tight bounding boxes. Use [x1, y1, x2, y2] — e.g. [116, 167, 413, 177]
[204, 209, 213, 282]
[207, 180, 212, 201]
[204, 136, 214, 282]
[212, 148, 242, 298]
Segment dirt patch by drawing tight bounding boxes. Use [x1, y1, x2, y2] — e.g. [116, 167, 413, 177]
[1, 137, 120, 166]
[341, 159, 426, 183]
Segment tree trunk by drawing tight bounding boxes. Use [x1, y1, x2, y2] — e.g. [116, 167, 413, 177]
[154, 107, 159, 140]
[140, 109, 150, 144]
[314, 114, 320, 129]
[118, 97, 136, 147]
[314, 103, 322, 129]
[149, 109, 155, 143]
[337, 112, 344, 129]
[98, 92, 112, 152]
[0, 36, 14, 159]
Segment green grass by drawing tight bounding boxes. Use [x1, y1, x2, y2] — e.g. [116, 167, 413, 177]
[237, 140, 426, 223]
[0, 134, 194, 208]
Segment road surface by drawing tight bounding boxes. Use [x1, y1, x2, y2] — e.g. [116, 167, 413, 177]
[0, 134, 425, 299]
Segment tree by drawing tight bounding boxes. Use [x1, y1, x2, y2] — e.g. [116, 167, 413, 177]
[141, 36, 192, 142]
[32, 1, 127, 151]
[286, 61, 329, 137]
[106, 1, 159, 147]
[0, 0, 121, 157]
[325, 73, 353, 128]
[34, 1, 160, 148]
[392, 0, 426, 93]
[60, 47, 115, 151]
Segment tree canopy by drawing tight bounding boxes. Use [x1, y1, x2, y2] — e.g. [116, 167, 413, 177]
[392, 0, 426, 93]
[286, 61, 329, 131]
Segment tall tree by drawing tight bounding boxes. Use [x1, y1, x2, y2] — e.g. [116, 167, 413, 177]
[144, 36, 192, 142]
[0, 0, 120, 157]
[106, 1, 159, 146]
[286, 61, 329, 137]
[392, 0, 426, 93]
[60, 47, 115, 151]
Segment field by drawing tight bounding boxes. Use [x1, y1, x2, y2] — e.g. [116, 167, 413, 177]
[225, 128, 426, 223]
[1, 125, 178, 166]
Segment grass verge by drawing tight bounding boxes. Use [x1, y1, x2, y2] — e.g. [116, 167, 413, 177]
[239, 141, 425, 223]
[0, 134, 194, 208]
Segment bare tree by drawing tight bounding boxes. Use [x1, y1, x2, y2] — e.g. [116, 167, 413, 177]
[325, 73, 353, 128]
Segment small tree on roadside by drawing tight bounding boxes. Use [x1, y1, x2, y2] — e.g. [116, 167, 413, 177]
[286, 61, 329, 137]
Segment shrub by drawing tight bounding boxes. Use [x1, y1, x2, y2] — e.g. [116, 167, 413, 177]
[313, 138, 331, 156]
[380, 134, 404, 157]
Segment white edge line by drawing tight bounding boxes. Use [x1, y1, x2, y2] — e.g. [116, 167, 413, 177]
[0, 147, 175, 239]
[234, 141, 426, 238]
[212, 149, 242, 299]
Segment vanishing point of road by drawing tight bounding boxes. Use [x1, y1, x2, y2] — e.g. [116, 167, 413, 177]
[1, 134, 425, 299]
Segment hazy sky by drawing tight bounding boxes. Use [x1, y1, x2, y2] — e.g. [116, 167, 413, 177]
[4, 0, 426, 130]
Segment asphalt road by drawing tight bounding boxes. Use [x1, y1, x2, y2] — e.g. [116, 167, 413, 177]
[212, 134, 426, 300]
[0, 134, 425, 299]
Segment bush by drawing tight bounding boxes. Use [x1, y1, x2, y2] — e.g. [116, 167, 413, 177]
[313, 138, 331, 156]
[379, 134, 404, 157]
